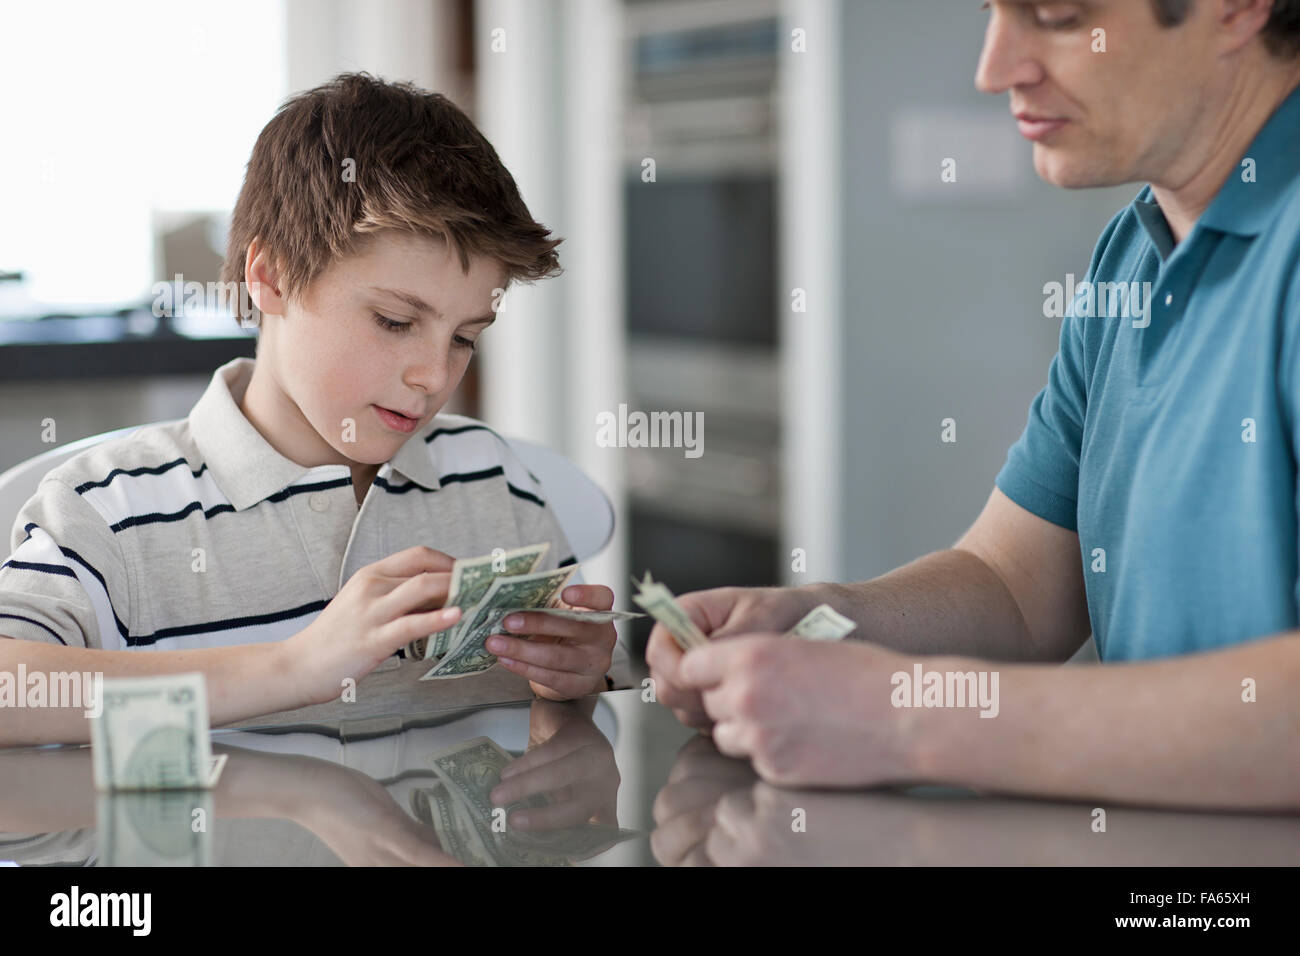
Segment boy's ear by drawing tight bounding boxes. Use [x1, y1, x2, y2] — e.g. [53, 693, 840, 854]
[245, 236, 288, 318]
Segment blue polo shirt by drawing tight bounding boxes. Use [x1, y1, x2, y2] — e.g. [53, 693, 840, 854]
[995, 82, 1300, 662]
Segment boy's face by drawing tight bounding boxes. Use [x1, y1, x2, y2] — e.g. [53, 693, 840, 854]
[244, 229, 505, 474]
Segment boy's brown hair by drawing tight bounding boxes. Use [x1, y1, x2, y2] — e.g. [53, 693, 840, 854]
[220, 71, 562, 327]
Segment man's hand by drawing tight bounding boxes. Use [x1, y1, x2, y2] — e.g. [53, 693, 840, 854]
[485, 584, 617, 700]
[645, 586, 823, 730]
[676, 634, 918, 787]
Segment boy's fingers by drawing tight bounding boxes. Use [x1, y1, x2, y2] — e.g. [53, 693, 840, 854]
[378, 571, 453, 617]
[561, 584, 613, 611]
[502, 611, 613, 643]
[375, 545, 457, 577]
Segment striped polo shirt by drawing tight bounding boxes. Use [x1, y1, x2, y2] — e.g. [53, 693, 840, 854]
[0, 357, 577, 655]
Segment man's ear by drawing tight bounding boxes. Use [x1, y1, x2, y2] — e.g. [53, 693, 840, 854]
[245, 236, 288, 319]
[1215, 0, 1276, 55]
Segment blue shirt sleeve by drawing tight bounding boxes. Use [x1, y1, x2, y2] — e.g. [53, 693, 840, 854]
[995, 310, 1087, 532]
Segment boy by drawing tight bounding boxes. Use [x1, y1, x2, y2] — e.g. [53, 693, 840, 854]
[0, 73, 617, 744]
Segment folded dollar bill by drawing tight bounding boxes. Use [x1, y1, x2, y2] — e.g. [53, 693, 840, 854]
[91, 673, 226, 791]
[784, 604, 857, 641]
[629, 571, 709, 651]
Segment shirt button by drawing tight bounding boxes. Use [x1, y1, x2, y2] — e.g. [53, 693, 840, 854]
[1164, 292, 1174, 307]
[309, 493, 330, 512]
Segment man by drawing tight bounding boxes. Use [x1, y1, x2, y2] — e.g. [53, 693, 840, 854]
[647, 0, 1300, 810]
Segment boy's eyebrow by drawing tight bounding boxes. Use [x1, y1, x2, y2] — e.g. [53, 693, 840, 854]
[369, 286, 496, 325]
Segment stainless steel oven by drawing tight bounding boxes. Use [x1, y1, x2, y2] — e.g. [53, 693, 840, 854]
[622, 0, 783, 650]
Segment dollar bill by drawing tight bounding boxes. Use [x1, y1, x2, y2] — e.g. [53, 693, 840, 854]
[497, 607, 644, 624]
[91, 673, 226, 791]
[420, 564, 578, 680]
[785, 604, 857, 641]
[630, 571, 708, 651]
[405, 543, 549, 660]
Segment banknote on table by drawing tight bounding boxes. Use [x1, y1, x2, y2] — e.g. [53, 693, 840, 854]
[91, 673, 227, 791]
[97, 789, 213, 866]
[630, 571, 708, 651]
[422, 736, 636, 865]
[784, 604, 857, 641]
[420, 564, 579, 680]
[405, 543, 549, 661]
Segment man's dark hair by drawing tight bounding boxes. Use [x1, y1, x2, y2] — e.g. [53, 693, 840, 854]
[1150, 0, 1300, 57]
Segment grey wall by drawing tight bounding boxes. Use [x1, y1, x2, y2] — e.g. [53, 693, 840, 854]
[838, 0, 1134, 580]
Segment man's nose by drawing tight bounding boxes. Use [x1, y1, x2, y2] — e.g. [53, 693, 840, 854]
[975, 10, 1043, 95]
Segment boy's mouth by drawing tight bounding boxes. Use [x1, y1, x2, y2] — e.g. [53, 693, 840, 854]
[373, 405, 419, 433]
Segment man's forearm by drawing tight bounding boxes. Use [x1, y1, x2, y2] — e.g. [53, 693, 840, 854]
[810, 549, 1042, 661]
[0, 636, 299, 746]
[917, 630, 1300, 810]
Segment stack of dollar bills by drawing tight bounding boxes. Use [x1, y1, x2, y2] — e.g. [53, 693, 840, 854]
[415, 735, 637, 865]
[414, 543, 643, 681]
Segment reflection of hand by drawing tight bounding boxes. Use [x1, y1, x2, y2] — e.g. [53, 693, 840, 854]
[487, 584, 617, 700]
[704, 784, 933, 866]
[677, 635, 916, 787]
[219, 748, 461, 866]
[646, 586, 818, 731]
[489, 699, 619, 831]
[650, 736, 757, 867]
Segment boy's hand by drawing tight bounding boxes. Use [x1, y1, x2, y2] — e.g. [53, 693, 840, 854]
[485, 584, 617, 700]
[285, 546, 462, 707]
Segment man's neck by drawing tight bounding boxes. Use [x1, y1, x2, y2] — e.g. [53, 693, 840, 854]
[1150, 63, 1300, 244]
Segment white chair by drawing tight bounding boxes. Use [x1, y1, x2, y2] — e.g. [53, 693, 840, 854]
[0, 423, 615, 564]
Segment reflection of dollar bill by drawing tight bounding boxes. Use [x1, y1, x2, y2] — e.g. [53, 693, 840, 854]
[422, 736, 634, 866]
[629, 572, 708, 651]
[420, 565, 577, 680]
[98, 789, 213, 866]
[91, 674, 226, 791]
[785, 604, 856, 641]
[407, 544, 549, 660]
[411, 783, 497, 867]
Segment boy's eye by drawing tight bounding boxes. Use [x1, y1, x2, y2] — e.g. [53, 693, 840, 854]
[453, 334, 478, 351]
[373, 312, 412, 333]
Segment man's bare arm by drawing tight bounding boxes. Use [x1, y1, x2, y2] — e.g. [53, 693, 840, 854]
[917, 630, 1300, 810]
[812, 487, 1091, 662]
[0, 636, 300, 746]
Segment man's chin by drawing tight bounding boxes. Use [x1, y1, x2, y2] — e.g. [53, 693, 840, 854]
[1032, 147, 1125, 190]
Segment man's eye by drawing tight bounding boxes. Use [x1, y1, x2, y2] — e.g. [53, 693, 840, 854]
[453, 334, 478, 351]
[1034, 4, 1081, 28]
[373, 312, 412, 333]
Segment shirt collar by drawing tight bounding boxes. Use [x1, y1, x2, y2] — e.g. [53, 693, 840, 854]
[189, 357, 442, 511]
[1190, 80, 1300, 238]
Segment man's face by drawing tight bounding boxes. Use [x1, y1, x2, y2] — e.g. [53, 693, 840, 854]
[975, 1, 1216, 188]
[255, 229, 504, 470]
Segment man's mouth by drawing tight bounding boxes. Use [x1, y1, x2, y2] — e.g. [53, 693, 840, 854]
[1014, 112, 1069, 141]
